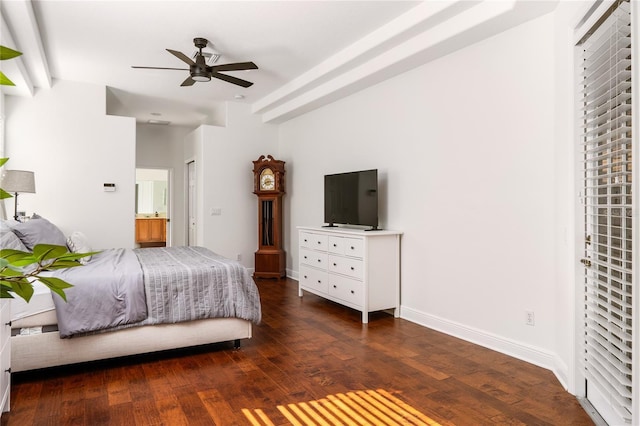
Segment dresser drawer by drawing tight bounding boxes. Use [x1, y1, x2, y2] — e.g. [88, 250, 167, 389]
[328, 236, 364, 258]
[300, 232, 328, 251]
[300, 248, 328, 269]
[299, 265, 328, 294]
[328, 255, 363, 280]
[328, 275, 363, 307]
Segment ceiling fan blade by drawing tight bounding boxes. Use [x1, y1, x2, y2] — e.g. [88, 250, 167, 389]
[211, 72, 254, 88]
[210, 61, 258, 72]
[131, 66, 188, 71]
[181, 76, 196, 87]
[167, 49, 196, 66]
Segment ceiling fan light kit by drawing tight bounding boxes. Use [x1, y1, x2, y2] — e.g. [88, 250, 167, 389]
[190, 66, 211, 82]
[132, 37, 258, 88]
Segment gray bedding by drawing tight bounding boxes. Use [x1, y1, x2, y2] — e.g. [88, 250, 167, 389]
[49, 248, 147, 337]
[50, 246, 261, 337]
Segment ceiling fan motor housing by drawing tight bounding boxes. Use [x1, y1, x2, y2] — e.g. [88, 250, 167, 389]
[191, 49, 211, 81]
[193, 37, 208, 49]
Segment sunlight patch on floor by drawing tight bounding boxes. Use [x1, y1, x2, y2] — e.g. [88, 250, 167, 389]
[242, 388, 442, 426]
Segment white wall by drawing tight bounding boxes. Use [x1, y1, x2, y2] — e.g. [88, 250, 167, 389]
[4, 80, 136, 249]
[280, 12, 569, 374]
[189, 103, 279, 267]
[136, 123, 193, 246]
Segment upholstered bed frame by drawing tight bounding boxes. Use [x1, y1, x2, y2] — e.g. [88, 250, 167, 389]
[11, 310, 252, 372]
[2, 217, 259, 372]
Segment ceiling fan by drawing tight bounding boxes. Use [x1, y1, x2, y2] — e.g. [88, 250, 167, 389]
[132, 37, 258, 88]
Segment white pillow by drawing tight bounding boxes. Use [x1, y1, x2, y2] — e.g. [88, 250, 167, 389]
[66, 231, 93, 264]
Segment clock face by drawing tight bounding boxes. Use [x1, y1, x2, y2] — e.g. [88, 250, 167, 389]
[260, 168, 275, 190]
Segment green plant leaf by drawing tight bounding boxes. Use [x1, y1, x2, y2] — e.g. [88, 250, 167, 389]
[0, 158, 9, 168]
[0, 46, 22, 60]
[0, 267, 28, 277]
[0, 189, 12, 200]
[0, 249, 36, 266]
[45, 260, 83, 270]
[33, 244, 69, 262]
[0, 287, 14, 299]
[4, 278, 34, 302]
[58, 251, 100, 262]
[37, 276, 73, 302]
[0, 71, 16, 86]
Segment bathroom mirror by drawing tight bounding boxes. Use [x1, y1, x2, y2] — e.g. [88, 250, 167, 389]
[136, 169, 168, 215]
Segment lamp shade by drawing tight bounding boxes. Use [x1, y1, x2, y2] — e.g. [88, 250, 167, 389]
[1, 170, 36, 193]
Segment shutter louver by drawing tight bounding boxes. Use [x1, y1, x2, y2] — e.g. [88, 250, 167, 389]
[579, 0, 633, 422]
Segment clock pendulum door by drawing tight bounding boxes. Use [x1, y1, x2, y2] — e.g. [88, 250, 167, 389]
[261, 199, 273, 246]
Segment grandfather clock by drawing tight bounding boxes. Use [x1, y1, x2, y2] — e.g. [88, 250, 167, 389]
[253, 155, 286, 278]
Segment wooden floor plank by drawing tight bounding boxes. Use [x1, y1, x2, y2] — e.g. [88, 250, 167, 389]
[1, 277, 593, 425]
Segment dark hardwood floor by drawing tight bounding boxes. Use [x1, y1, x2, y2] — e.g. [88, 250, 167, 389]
[2, 278, 593, 425]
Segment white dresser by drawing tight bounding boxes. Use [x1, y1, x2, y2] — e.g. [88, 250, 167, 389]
[298, 226, 401, 323]
[0, 299, 10, 413]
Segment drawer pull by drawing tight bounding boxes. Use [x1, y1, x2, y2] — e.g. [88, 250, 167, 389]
[304, 275, 308, 279]
[4, 368, 10, 374]
[317, 241, 321, 245]
[350, 290, 355, 294]
[350, 267, 355, 271]
[304, 256, 308, 259]
[304, 239, 308, 242]
[333, 243, 337, 247]
[5, 321, 11, 327]
[333, 263, 337, 266]
[317, 259, 321, 263]
[333, 285, 337, 288]
[318, 280, 322, 284]
[350, 246, 355, 250]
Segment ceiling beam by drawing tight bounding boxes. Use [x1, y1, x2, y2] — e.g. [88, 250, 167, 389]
[254, 0, 557, 124]
[0, 0, 51, 96]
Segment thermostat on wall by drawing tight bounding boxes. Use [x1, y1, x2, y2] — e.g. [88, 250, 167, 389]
[104, 183, 116, 192]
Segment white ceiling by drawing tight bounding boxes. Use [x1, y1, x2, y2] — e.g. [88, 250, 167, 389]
[0, 1, 558, 127]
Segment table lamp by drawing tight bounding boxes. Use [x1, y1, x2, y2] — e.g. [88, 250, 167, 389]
[1, 170, 36, 221]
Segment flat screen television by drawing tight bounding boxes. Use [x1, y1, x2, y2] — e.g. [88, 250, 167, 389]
[324, 169, 378, 230]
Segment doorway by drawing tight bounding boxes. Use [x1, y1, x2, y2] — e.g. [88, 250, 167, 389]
[135, 168, 171, 247]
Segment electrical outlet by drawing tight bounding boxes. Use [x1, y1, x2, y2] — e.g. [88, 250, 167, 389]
[236, 254, 242, 261]
[525, 310, 535, 326]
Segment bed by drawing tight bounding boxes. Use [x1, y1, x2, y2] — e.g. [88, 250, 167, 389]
[2, 217, 261, 372]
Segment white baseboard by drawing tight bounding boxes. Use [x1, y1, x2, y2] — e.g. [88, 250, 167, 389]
[287, 268, 298, 280]
[401, 306, 562, 377]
